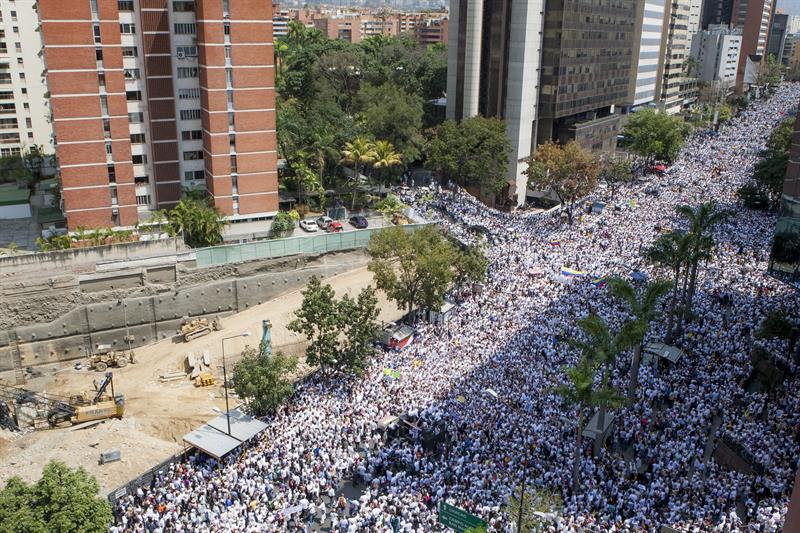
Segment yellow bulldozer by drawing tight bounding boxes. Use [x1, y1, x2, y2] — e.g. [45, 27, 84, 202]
[179, 316, 222, 342]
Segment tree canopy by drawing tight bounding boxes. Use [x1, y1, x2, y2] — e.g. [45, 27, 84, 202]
[164, 197, 227, 248]
[622, 109, 689, 164]
[525, 140, 598, 225]
[0, 461, 112, 533]
[426, 116, 512, 194]
[233, 348, 298, 416]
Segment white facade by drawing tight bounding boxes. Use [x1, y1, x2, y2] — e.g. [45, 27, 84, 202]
[687, 0, 704, 35]
[691, 25, 742, 87]
[446, 0, 545, 204]
[756, 0, 773, 56]
[788, 15, 800, 35]
[0, 1, 53, 158]
[634, 1, 666, 106]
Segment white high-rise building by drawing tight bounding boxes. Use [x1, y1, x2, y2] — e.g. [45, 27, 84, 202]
[630, 0, 667, 107]
[688, 0, 704, 35]
[691, 24, 742, 88]
[0, 1, 54, 158]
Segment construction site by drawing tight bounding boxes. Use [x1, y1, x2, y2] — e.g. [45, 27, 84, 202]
[0, 240, 405, 494]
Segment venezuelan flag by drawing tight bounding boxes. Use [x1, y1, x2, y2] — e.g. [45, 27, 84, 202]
[548, 240, 561, 246]
[591, 276, 607, 288]
[560, 267, 587, 277]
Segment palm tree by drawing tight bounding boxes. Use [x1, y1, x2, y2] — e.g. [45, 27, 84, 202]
[607, 278, 671, 401]
[554, 356, 623, 492]
[675, 202, 729, 325]
[571, 314, 631, 454]
[310, 130, 339, 188]
[341, 137, 376, 211]
[645, 231, 691, 344]
[371, 140, 403, 189]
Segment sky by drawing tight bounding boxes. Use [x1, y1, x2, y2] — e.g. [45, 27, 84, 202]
[780, 0, 800, 16]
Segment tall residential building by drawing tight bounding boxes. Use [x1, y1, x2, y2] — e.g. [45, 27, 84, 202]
[39, 0, 279, 230]
[657, 0, 691, 114]
[701, 0, 734, 28]
[627, 0, 667, 108]
[688, 0, 705, 35]
[788, 14, 800, 34]
[0, 1, 54, 157]
[767, 12, 788, 62]
[446, 0, 546, 203]
[690, 24, 742, 87]
[783, 33, 799, 66]
[537, 1, 635, 151]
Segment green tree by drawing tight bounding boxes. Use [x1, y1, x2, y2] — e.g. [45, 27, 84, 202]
[453, 243, 489, 286]
[233, 348, 298, 415]
[0, 461, 112, 533]
[367, 225, 460, 317]
[371, 140, 404, 186]
[288, 276, 341, 374]
[645, 231, 691, 344]
[341, 136, 376, 211]
[166, 198, 227, 248]
[525, 140, 599, 225]
[607, 278, 671, 401]
[358, 83, 423, 164]
[571, 314, 630, 454]
[426, 116, 512, 194]
[337, 286, 380, 376]
[757, 54, 783, 87]
[554, 357, 605, 492]
[599, 157, 632, 201]
[623, 109, 689, 165]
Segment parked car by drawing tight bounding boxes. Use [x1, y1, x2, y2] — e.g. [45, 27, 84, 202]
[328, 221, 343, 233]
[316, 216, 333, 230]
[349, 215, 368, 229]
[299, 219, 318, 232]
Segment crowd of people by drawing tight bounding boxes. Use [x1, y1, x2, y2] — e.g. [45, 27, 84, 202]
[111, 84, 800, 532]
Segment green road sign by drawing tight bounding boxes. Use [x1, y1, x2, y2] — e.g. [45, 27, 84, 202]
[438, 501, 487, 532]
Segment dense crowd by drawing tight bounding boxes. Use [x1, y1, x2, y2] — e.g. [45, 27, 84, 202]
[112, 85, 800, 532]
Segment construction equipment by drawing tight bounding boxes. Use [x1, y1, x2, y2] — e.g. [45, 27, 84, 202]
[179, 316, 221, 342]
[194, 371, 215, 387]
[88, 343, 134, 371]
[0, 372, 124, 429]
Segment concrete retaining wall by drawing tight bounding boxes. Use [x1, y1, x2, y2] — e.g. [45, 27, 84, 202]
[0, 252, 367, 370]
[0, 238, 188, 277]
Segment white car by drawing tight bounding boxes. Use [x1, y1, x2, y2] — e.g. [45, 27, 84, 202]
[299, 219, 318, 232]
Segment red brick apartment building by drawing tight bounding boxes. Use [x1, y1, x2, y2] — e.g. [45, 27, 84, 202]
[38, 0, 278, 229]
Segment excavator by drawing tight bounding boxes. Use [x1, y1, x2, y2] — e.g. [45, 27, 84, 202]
[0, 372, 125, 430]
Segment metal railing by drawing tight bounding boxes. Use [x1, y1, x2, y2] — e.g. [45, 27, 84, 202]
[196, 223, 430, 268]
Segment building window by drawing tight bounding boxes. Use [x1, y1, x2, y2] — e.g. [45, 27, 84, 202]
[132, 154, 147, 164]
[119, 23, 136, 34]
[176, 45, 198, 57]
[110, 186, 119, 205]
[107, 164, 116, 183]
[10, 11, 16, 22]
[130, 133, 146, 143]
[179, 109, 201, 120]
[0, 118, 18, 129]
[0, 132, 20, 143]
[174, 23, 196, 34]
[134, 175, 149, 184]
[95, 48, 103, 61]
[177, 67, 198, 78]
[172, 1, 195, 12]
[118, 0, 134, 11]
[99, 95, 109, 115]
[178, 87, 200, 99]
[0, 91, 11, 100]
[229, 155, 237, 172]
[93, 25, 102, 43]
[1, 147, 21, 157]
[98, 72, 106, 87]
[17, 73, 24, 81]
[123, 68, 140, 80]
[125, 90, 142, 101]
[14, 43, 20, 53]
[184, 170, 204, 181]
[136, 194, 151, 206]
[128, 112, 144, 123]
[102, 118, 111, 137]
[183, 150, 203, 160]
[122, 46, 138, 57]
[105, 141, 112, 155]
[24, 117, 30, 128]
[223, 23, 230, 35]
[0, 73, 11, 84]
[181, 129, 202, 140]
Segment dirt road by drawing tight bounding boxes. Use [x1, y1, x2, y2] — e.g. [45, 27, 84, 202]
[0, 265, 402, 493]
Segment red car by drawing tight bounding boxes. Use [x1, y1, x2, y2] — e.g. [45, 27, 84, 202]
[328, 221, 343, 233]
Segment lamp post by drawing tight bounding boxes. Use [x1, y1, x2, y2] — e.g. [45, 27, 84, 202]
[221, 330, 251, 436]
[485, 388, 532, 533]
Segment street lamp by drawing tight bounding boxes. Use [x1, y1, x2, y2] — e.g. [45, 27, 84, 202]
[484, 388, 531, 533]
[221, 330, 251, 436]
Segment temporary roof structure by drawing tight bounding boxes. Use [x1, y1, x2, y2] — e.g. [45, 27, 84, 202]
[183, 408, 267, 460]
